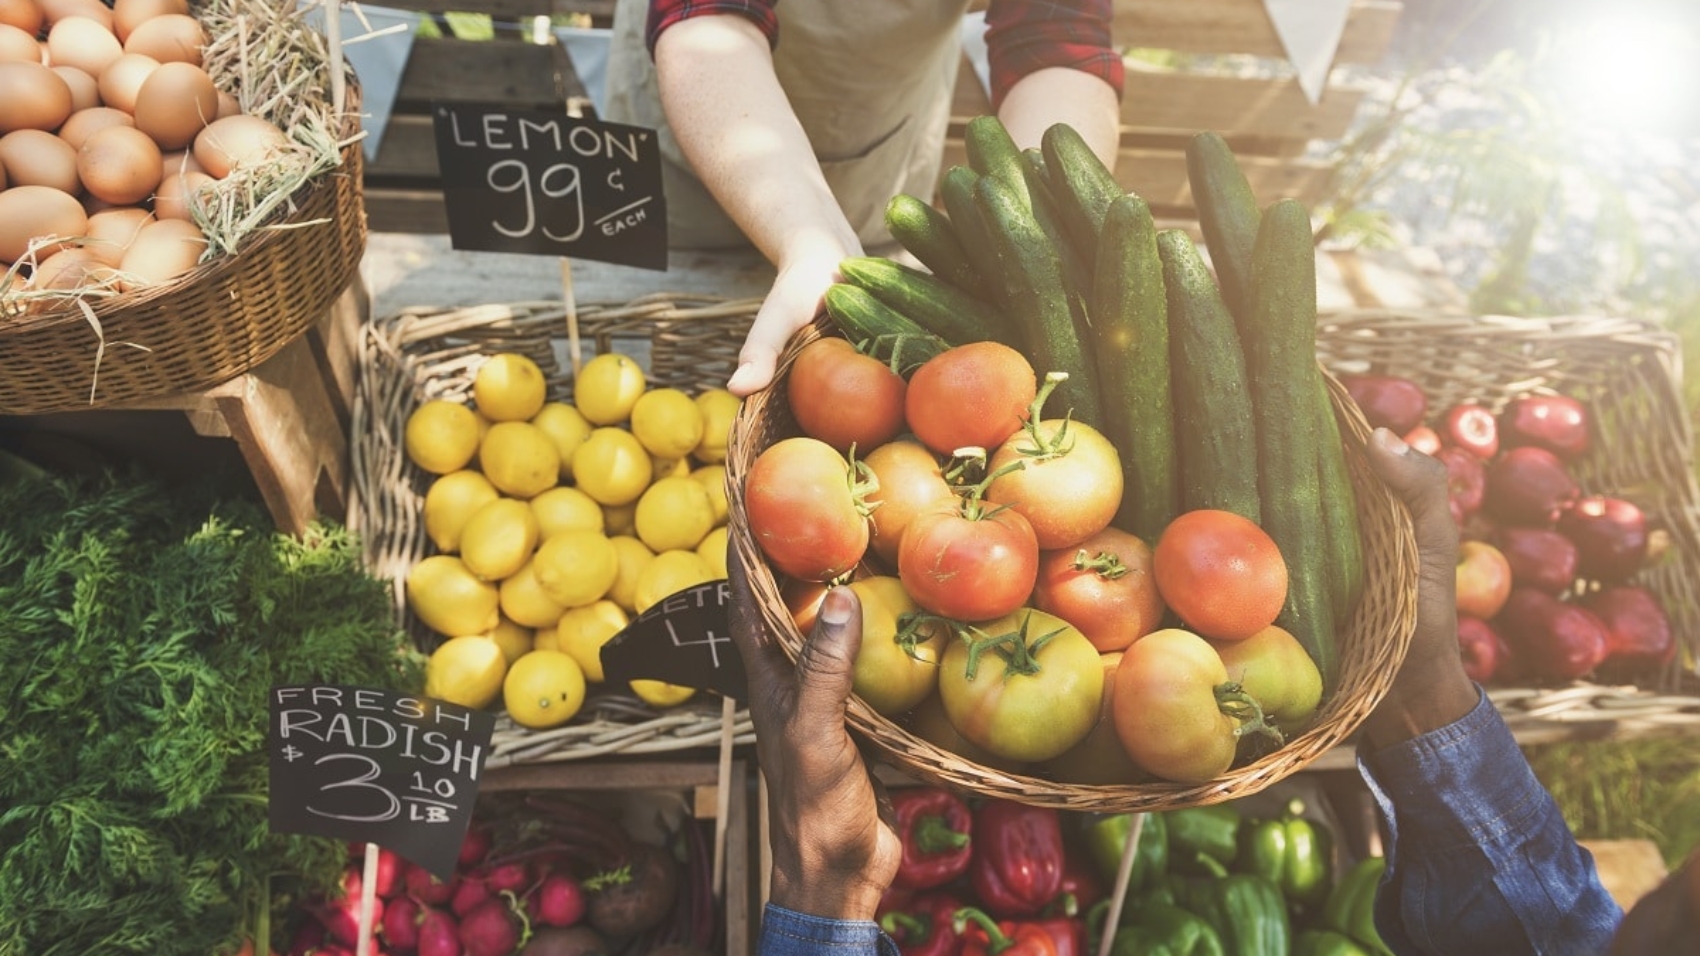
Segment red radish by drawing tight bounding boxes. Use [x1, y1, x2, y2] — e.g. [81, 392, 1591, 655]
[450, 877, 491, 918]
[458, 827, 493, 869]
[1404, 424, 1442, 456]
[1441, 403, 1499, 459]
[404, 864, 455, 906]
[288, 919, 326, 956]
[384, 894, 424, 952]
[481, 862, 530, 895]
[418, 909, 463, 956]
[319, 894, 386, 947]
[534, 873, 587, 927]
[459, 897, 527, 956]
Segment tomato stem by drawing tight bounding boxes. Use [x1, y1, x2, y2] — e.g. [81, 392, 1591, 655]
[1010, 371, 1077, 460]
[1070, 548, 1129, 579]
[960, 611, 1062, 680]
[944, 447, 1026, 521]
[895, 610, 952, 662]
[1215, 681, 1285, 746]
[845, 443, 883, 519]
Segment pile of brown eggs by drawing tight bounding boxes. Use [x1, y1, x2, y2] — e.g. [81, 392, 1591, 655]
[0, 0, 290, 307]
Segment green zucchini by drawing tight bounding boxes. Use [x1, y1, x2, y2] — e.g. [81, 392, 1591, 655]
[822, 283, 950, 373]
[1186, 131, 1262, 325]
[1314, 370, 1366, 627]
[964, 114, 1030, 210]
[1093, 193, 1177, 544]
[940, 165, 1010, 306]
[1042, 122, 1123, 250]
[837, 255, 1014, 348]
[884, 193, 983, 294]
[1156, 229, 1260, 523]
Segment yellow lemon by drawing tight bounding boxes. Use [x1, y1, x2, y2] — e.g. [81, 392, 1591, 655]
[572, 427, 652, 506]
[696, 526, 729, 578]
[631, 679, 697, 708]
[606, 535, 656, 612]
[533, 623, 559, 652]
[603, 501, 638, 537]
[533, 530, 619, 607]
[530, 486, 605, 538]
[573, 352, 648, 425]
[531, 402, 593, 480]
[689, 464, 729, 527]
[424, 635, 507, 709]
[555, 599, 629, 682]
[480, 421, 561, 499]
[502, 649, 586, 729]
[407, 555, 500, 638]
[498, 559, 569, 628]
[404, 399, 481, 475]
[634, 549, 715, 613]
[423, 470, 501, 553]
[692, 388, 741, 464]
[650, 454, 691, 481]
[483, 616, 535, 666]
[630, 387, 705, 460]
[634, 476, 715, 553]
[458, 497, 540, 582]
[473, 352, 548, 422]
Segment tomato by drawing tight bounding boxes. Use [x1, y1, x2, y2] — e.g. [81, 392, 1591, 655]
[1032, 527, 1165, 652]
[1045, 651, 1146, 785]
[898, 498, 1039, 622]
[908, 693, 1024, 772]
[1210, 625, 1323, 731]
[940, 608, 1102, 762]
[1153, 509, 1288, 641]
[787, 337, 908, 453]
[985, 379, 1123, 549]
[1112, 628, 1278, 784]
[905, 341, 1037, 457]
[744, 436, 872, 581]
[863, 439, 956, 566]
[846, 577, 947, 716]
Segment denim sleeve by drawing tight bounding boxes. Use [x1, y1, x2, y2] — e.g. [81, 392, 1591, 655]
[757, 902, 902, 956]
[1356, 688, 1623, 956]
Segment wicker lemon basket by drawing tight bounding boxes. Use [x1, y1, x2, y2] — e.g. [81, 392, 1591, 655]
[0, 3, 366, 415]
[725, 317, 1421, 812]
[1316, 308, 1700, 729]
[350, 296, 762, 767]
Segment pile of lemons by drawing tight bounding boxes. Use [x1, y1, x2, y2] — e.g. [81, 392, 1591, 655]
[401, 351, 740, 730]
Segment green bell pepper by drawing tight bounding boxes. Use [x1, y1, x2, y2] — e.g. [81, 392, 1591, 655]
[1085, 812, 1169, 896]
[1167, 855, 1290, 956]
[1111, 901, 1226, 956]
[1293, 930, 1374, 956]
[1164, 806, 1241, 875]
[1321, 857, 1394, 956]
[1237, 799, 1332, 908]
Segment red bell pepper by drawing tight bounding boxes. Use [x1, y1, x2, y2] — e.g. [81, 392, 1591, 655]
[893, 788, 975, 890]
[881, 892, 966, 956]
[968, 801, 1064, 917]
[878, 884, 917, 922]
[1053, 856, 1104, 913]
[1028, 916, 1084, 956]
[954, 908, 1060, 956]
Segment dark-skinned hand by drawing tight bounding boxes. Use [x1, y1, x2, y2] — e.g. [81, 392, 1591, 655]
[727, 537, 901, 921]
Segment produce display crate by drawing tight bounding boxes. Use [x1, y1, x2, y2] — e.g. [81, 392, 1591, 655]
[726, 316, 1421, 814]
[1315, 308, 1700, 729]
[350, 295, 760, 765]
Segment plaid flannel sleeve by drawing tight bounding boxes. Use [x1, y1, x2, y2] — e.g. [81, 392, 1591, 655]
[985, 0, 1124, 107]
[646, 0, 780, 54]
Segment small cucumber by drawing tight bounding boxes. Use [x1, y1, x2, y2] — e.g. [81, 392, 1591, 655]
[1314, 370, 1367, 626]
[884, 193, 983, 294]
[838, 256, 1015, 348]
[965, 114, 1030, 210]
[1186, 131, 1262, 325]
[1042, 122, 1123, 250]
[940, 165, 1010, 306]
[822, 283, 950, 373]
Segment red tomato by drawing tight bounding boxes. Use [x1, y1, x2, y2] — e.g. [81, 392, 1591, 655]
[985, 381, 1123, 549]
[744, 436, 871, 581]
[847, 577, 946, 716]
[905, 342, 1037, 457]
[1032, 527, 1165, 652]
[1209, 624, 1323, 731]
[863, 439, 957, 566]
[1153, 510, 1288, 641]
[939, 608, 1102, 762]
[787, 337, 908, 453]
[1113, 628, 1256, 784]
[1045, 651, 1146, 785]
[898, 498, 1039, 622]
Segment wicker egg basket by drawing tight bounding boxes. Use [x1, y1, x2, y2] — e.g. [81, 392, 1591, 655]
[725, 317, 1421, 812]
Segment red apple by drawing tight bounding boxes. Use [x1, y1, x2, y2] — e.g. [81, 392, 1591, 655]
[1438, 446, 1486, 523]
[1441, 403, 1499, 459]
[1456, 615, 1503, 684]
[1581, 585, 1675, 680]
[1500, 395, 1589, 460]
[1557, 496, 1649, 583]
[1455, 540, 1513, 620]
[1495, 526, 1579, 594]
[1484, 446, 1579, 527]
[1404, 425, 1442, 456]
[1339, 373, 1429, 435]
[1497, 588, 1609, 682]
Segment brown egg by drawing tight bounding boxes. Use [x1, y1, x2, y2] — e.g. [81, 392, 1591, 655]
[57, 106, 132, 150]
[152, 166, 209, 221]
[0, 184, 88, 260]
[0, 61, 72, 133]
[132, 61, 214, 150]
[26, 245, 116, 310]
[0, 0, 43, 35]
[77, 123, 158, 204]
[112, 0, 188, 43]
[159, 147, 203, 177]
[95, 51, 157, 113]
[122, 13, 202, 66]
[117, 215, 203, 288]
[50, 65, 97, 111]
[38, 0, 111, 29]
[0, 162, 6, 189]
[83, 205, 152, 264]
[193, 114, 286, 179]
[0, 22, 37, 62]
[0, 128, 79, 193]
[215, 89, 240, 119]
[45, 16, 122, 77]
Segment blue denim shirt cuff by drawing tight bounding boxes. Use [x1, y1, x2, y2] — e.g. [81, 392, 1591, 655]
[758, 902, 901, 956]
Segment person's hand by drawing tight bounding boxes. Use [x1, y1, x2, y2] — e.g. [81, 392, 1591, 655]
[727, 540, 901, 920]
[727, 240, 853, 397]
[1360, 427, 1481, 748]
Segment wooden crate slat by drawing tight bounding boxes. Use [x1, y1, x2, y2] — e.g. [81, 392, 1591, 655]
[365, 187, 453, 234]
[393, 0, 612, 19]
[394, 37, 578, 109]
[369, 114, 442, 179]
[1113, 0, 1401, 65]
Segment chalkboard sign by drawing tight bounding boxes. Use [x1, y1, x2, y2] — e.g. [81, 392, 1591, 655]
[601, 580, 748, 700]
[432, 104, 668, 269]
[269, 686, 495, 880]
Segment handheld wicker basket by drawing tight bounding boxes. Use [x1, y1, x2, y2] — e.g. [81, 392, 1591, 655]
[350, 296, 763, 765]
[725, 318, 1420, 812]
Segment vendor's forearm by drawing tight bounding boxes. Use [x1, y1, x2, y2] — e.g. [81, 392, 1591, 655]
[998, 67, 1121, 172]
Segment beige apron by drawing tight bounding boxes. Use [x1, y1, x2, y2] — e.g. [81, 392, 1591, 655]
[604, 0, 970, 250]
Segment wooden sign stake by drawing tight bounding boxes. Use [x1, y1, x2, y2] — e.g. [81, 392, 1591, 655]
[1097, 813, 1145, 956]
[323, 0, 345, 121]
[357, 841, 380, 956]
[712, 695, 737, 897]
[562, 258, 581, 376]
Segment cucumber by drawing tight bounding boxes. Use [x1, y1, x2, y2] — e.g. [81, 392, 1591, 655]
[1042, 122, 1123, 250]
[975, 173, 1104, 429]
[1021, 152, 1095, 310]
[1156, 229, 1260, 523]
[1314, 369, 1366, 626]
[1186, 131, 1262, 325]
[822, 283, 950, 373]
[964, 115, 1030, 210]
[837, 256, 1015, 348]
[884, 193, 983, 294]
[940, 165, 1010, 305]
[1094, 193, 1177, 544]
[1244, 198, 1336, 689]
